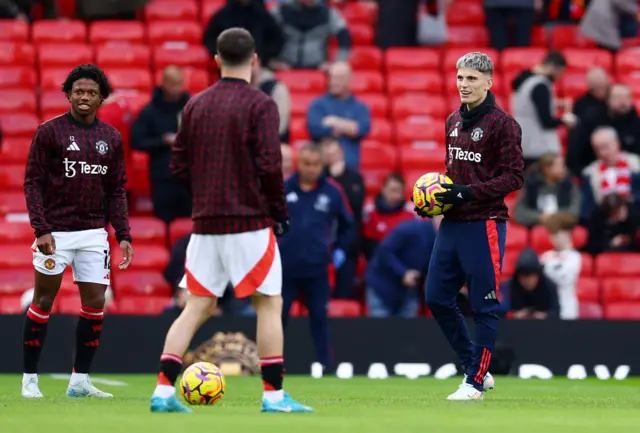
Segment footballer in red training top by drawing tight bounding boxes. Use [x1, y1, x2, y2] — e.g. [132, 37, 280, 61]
[413, 52, 524, 401]
[22, 64, 133, 399]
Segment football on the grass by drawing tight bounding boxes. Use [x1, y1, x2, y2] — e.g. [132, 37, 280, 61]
[180, 362, 226, 406]
[412, 172, 454, 217]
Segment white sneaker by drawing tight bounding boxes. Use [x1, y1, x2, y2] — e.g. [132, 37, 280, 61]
[22, 374, 44, 398]
[447, 383, 484, 401]
[67, 378, 113, 398]
[462, 372, 495, 391]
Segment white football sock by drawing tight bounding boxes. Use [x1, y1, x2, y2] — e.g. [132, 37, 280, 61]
[70, 372, 88, 385]
[154, 385, 176, 398]
[263, 390, 284, 403]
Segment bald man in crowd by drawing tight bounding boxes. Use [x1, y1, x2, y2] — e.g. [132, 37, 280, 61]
[131, 65, 192, 223]
[573, 67, 610, 122]
[306, 61, 371, 169]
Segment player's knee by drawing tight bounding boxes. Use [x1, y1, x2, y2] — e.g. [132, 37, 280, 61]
[32, 294, 56, 312]
[425, 292, 452, 310]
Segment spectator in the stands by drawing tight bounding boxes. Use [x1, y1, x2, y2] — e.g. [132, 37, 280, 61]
[580, 0, 638, 52]
[322, 137, 365, 299]
[77, 0, 148, 20]
[362, 173, 415, 260]
[270, 0, 351, 70]
[365, 218, 438, 318]
[307, 61, 371, 168]
[572, 67, 610, 122]
[512, 51, 576, 168]
[130, 66, 192, 223]
[252, 58, 291, 143]
[281, 144, 294, 179]
[580, 126, 640, 221]
[374, 0, 421, 48]
[585, 192, 640, 255]
[483, 0, 542, 50]
[507, 248, 559, 320]
[513, 153, 580, 228]
[0, 0, 57, 19]
[567, 83, 640, 176]
[540, 212, 581, 320]
[203, 0, 284, 67]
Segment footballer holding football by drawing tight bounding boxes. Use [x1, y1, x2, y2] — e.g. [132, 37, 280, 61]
[414, 52, 524, 400]
[22, 64, 134, 398]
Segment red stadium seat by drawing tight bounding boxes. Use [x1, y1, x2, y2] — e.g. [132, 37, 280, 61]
[361, 168, 393, 197]
[290, 93, 316, 117]
[0, 90, 36, 115]
[563, 48, 613, 72]
[117, 92, 151, 117]
[129, 151, 151, 196]
[116, 295, 171, 315]
[358, 93, 388, 118]
[360, 141, 397, 171]
[580, 253, 593, 276]
[0, 221, 33, 243]
[96, 44, 151, 68]
[89, 21, 146, 45]
[506, 223, 528, 251]
[550, 25, 595, 49]
[0, 42, 35, 66]
[578, 303, 603, 319]
[32, 20, 87, 44]
[39, 43, 93, 69]
[446, 1, 484, 25]
[350, 71, 384, 93]
[114, 271, 172, 297]
[341, 46, 383, 70]
[40, 91, 71, 118]
[0, 244, 32, 268]
[0, 296, 24, 314]
[603, 302, 640, 320]
[169, 218, 192, 245]
[154, 67, 210, 94]
[0, 192, 28, 214]
[387, 71, 443, 95]
[0, 137, 30, 163]
[104, 68, 152, 92]
[385, 48, 440, 71]
[615, 48, 640, 74]
[0, 19, 29, 41]
[530, 26, 547, 47]
[559, 72, 589, 99]
[289, 117, 309, 143]
[443, 48, 499, 72]
[0, 66, 36, 89]
[126, 217, 167, 245]
[123, 244, 169, 271]
[596, 253, 640, 277]
[275, 70, 326, 93]
[500, 48, 547, 72]
[576, 277, 600, 303]
[395, 120, 445, 147]
[201, 0, 225, 23]
[147, 21, 203, 45]
[40, 68, 71, 91]
[399, 147, 444, 172]
[0, 164, 25, 190]
[501, 250, 520, 277]
[145, 0, 198, 21]
[340, 1, 378, 25]
[391, 95, 448, 121]
[368, 119, 393, 142]
[328, 300, 361, 317]
[0, 269, 33, 295]
[530, 225, 588, 254]
[153, 46, 209, 69]
[0, 113, 39, 138]
[446, 26, 489, 48]
[56, 294, 82, 314]
[601, 278, 640, 303]
[348, 23, 374, 45]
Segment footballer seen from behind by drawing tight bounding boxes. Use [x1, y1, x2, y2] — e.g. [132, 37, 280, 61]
[149, 28, 313, 414]
[414, 52, 524, 400]
[22, 64, 134, 399]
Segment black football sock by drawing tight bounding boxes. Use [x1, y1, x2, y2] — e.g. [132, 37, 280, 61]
[23, 303, 51, 374]
[260, 356, 284, 392]
[73, 307, 104, 374]
[158, 353, 183, 387]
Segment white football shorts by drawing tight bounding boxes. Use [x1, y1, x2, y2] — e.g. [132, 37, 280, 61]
[31, 228, 110, 286]
[183, 227, 281, 298]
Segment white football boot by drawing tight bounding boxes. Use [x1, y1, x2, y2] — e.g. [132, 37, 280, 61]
[22, 374, 44, 398]
[462, 372, 495, 391]
[447, 383, 484, 401]
[67, 377, 113, 398]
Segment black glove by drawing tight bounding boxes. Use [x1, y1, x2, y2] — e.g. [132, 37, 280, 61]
[410, 196, 432, 219]
[434, 184, 473, 205]
[274, 220, 290, 238]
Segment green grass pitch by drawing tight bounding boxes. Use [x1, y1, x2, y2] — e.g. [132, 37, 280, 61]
[1, 375, 639, 433]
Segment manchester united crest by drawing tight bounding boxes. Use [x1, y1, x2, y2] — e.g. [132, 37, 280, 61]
[44, 258, 55, 270]
[95, 140, 109, 155]
[470, 127, 484, 142]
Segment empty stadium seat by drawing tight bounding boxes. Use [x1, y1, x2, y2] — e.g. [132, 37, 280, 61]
[443, 48, 499, 71]
[116, 296, 171, 315]
[350, 71, 384, 93]
[40, 68, 72, 91]
[501, 250, 520, 277]
[0, 90, 36, 115]
[0, 244, 32, 268]
[0, 268, 33, 295]
[114, 271, 172, 297]
[530, 225, 588, 253]
[577, 277, 600, 303]
[446, 1, 484, 25]
[145, 0, 199, 21]
[95, 44, 151, 68]
[446, 26, 489, 48]
[615, 48, 640, 74]
[0, 138, 30, 163]
[360, 141, 397, 171]
[289, 117, 309, 143]
[0, 42, 35, 66]
[387, 71, 443, 95]
[0, 113, 39, 138]
[578, 303, 603, 319]
[550, 25, 595, 49]
[500, 48, 547, 72]
[0, 66, 36, 89]
[0, 220, 33, 244]
[153, 46, 209, 69]
[530, 26, 548, 47]
[275, 70, 326, 93]
[169, 218, 192, 245]
[129, 151, 151, 196]
[0, 19, 29, 41]
[0, 192, 28, 214]
[89, 21, 146, 44]
[395, 120, 445, 147]
[56, 294, 82, 314]
[601, 278, 640, 303]
[328, 300, 362, 317]
[125, 217, 167, 245]
[385, 48, 440, 71]
[38, 43, 94, 68]
[342, 46, 383, 70]
[391, 95, 448, 121]
[32, 19, 87, 43]
[368, 119, 393, 142]
[147, 21, 203, 45]
[399, 147, 445, 172]
[595, 253, 640, 277]
[506, 223, 528, 251]
[117, 92, 151, 117]
[358, 93, 388, 118]
[201, 0, 225, 23]
[361, 168, 392, 197]
[603, 302, 640, 320]
[104, 68, 152, 92]
[290, 93, 317, 117]
[0, 296, 24, 314]
[340, 1, 378, 25]
[39, 91, 71, 118]
[563, 48, 613, 72]
[348, 23, 374, 45]
[559, 72, 589, 99]
[123, 244, 169, 271]
[0, 164, 25, 190]
[580, 253, 593, 276]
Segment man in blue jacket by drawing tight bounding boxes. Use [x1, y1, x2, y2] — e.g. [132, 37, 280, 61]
[365, 218, 439, 317]
[279, 143, 354, 370]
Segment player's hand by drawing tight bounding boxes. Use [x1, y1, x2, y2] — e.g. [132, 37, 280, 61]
[410, 196, 432, 219]
[274, 220, 290, 238]
[402, 269, 421, 287]
[434, 184, 473, 205]
[332, 249, 346, 268]
[36, 234, 56, 255]
[119, 240, 134, 270]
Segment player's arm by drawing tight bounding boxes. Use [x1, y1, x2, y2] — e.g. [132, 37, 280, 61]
[23, 124, 54, 237]
[106, 134, 132, 243]
[466, 117, 525, 200]
[170, 101, 193, 190]
[255, 98, 288, 222]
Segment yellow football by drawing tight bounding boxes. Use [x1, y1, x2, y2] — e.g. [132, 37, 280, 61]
[412, 172, 454, 217]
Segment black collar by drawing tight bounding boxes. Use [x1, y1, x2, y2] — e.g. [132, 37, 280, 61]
[459, 91, 495, 131]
